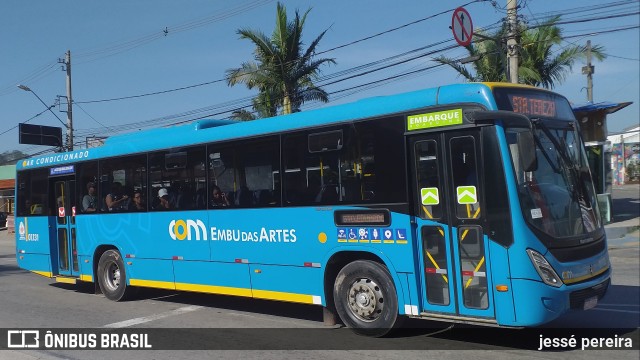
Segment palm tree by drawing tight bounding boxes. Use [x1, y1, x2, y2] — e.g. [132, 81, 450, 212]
[436, 16, 605, 89]
[226, 2, 336, 117]
[518, 16, 605, 89]
[230, 89, 278, 121]
[435, 26, 508, 82]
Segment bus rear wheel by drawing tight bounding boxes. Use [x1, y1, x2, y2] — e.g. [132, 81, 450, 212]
[97, 249, 132, 301]
[333, 260, 400, 337]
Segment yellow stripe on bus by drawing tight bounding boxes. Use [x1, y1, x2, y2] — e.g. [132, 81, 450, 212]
[129, 279, 176, 290]
[562, 266, 610, 284]
[32, 270, 52, 278]
[130, 278, 319, 305]
[252, 289, 318, 304]
[175, 282, 252, 297]
[55, 276, 76, 284]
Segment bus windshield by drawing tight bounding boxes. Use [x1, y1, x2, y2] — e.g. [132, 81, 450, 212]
[507, 122, 601, 240]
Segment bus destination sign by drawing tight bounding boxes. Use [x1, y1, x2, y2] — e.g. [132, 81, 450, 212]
[493, 87, 576, 120]
[509, 95, 556, 117]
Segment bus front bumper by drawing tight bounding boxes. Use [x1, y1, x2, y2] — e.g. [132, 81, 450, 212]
[506, 269, 611, 327]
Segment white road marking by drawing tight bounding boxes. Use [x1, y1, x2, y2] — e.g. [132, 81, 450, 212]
[103, 305, 203, 328]
[591, 308, 640, 314]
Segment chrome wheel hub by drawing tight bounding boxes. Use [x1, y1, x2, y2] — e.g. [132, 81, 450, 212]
[347, 278, 384, 322]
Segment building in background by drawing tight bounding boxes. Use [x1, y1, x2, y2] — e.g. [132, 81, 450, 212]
[0, 165, 15, 213]
[0, 165, 16, 226]
[572, 101, 633, 223]
[608, 126, 640, 185]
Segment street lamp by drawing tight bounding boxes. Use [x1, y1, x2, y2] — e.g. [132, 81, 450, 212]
[17, 84, 71, 151]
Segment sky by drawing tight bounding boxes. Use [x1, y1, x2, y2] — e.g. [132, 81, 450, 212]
[1, 0, 638, 157]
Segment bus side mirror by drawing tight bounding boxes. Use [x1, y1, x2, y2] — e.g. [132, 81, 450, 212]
[517, 132, 538, 172]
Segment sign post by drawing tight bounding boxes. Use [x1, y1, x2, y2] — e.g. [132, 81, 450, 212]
[452, 7, 473, 47]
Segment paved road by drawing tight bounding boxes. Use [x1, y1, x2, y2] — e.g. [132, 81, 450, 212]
[611, 184, 640, 224]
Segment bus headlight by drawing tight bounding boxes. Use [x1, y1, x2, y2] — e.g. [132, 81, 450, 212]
[527, 249, 563, 288]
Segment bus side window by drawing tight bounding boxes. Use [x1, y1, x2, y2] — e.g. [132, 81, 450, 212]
[282, 119, 406, 207]
[283, 133, 313, 205]
[149, 147, 202, 211]
[76, 161, 99, 214]
[209, 137, 279, 209]
[415, 139, 442, 220]
[208, 147, 236, 209]
[100, 155, 147, 212]
[17, 168, 49, 216]
[239, 137, 279, 207]
[450, 136, 481, 219]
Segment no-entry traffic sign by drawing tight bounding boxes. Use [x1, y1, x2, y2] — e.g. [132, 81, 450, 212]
[452, 7, 473, 47]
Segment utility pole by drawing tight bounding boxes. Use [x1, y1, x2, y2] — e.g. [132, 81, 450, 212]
[506, 0, 519, 83]
[582, 40, 594, 102]
[60, 50, 74, 151]
[620, 133, 626, 184]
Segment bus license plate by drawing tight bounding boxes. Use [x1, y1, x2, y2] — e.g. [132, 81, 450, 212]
[584, 296, 598, 310]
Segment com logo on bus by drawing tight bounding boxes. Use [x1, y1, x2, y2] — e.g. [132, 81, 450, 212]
[168, 219, 207, 241]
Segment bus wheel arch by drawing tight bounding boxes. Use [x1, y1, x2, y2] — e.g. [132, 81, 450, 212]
[324, 251, 402, 336]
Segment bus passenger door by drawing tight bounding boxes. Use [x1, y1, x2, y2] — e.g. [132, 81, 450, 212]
[410, 129, 494, 320]
[52, 178, 79, 277]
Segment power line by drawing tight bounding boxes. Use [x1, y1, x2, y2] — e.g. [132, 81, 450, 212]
[73, 0, 276, 65]
[6, 1, 639, 149]
[0, 107, 52, 137]
[72, 41, 459, 135]
[74, 78, 227, 104]
[528, 11, 640, 30]
[72, 6, 635, 106]
[71, 24, 639, 138]
[74, 2, 479, 106]
[0, 60, 59, 97]
[72, 101, 117, 134]
[0, 1, 276, 94]
[315, 0, 485, 55]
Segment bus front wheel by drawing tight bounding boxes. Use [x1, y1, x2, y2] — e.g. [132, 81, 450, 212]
[333, 260, 400, 337]
[97, 249, 132, 301]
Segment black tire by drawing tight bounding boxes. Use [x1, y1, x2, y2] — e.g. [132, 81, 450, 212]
[97, 249, 132, 301]
[333, 260, 400, 337]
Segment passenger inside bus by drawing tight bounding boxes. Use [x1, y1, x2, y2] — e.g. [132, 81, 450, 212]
[155, 188, 173, 210]
[130, 190, 145, 211]
[234, 185, 253, 207]
[105, 182, 129, 212]
[210, 185, 230, 207]
[82, 182, 98, 213]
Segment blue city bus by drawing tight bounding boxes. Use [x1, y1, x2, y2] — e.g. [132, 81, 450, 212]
[15, 83, 610, 336]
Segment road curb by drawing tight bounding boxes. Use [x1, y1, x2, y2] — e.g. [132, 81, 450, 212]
[605, 217, 640, 240]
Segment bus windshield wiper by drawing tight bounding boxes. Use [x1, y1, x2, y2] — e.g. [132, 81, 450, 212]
[532, 119, 573, 171]
[530, 130, 561, 174]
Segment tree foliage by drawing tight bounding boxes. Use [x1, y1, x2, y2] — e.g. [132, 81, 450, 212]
[0, 150, 29, 165]
[226, 2, 335, 119]
[436, 16, 606, 89]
